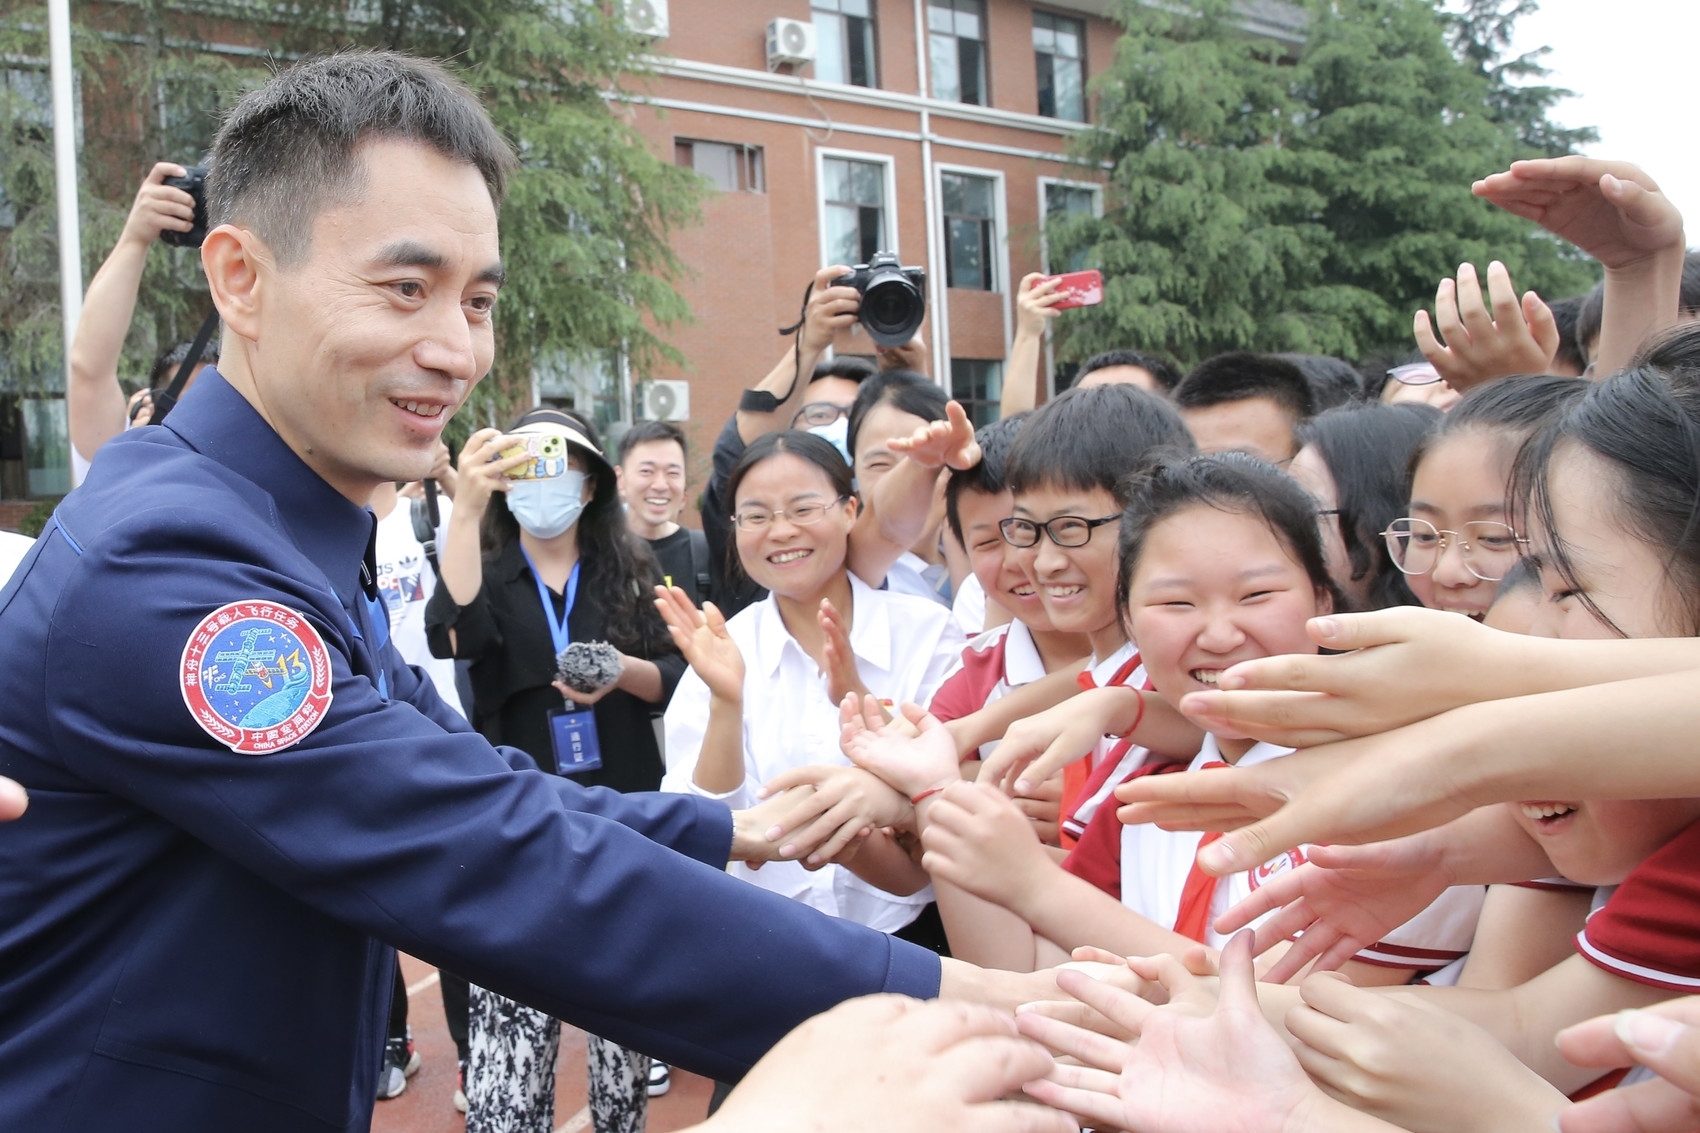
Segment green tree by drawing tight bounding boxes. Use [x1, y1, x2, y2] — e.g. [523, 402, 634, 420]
[1050, 0, 1600, 368]
[0, 0, 702, 435]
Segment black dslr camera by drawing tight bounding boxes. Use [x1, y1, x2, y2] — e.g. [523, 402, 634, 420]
[832, 252, 927, 347]
[161, 165, 210, 249]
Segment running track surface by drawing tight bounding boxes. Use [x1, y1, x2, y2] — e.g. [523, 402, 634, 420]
[373, 953, 714, 1133]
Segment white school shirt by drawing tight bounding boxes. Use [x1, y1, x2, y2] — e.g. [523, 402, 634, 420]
[373, 497, 464, 717]
[1060, 641, 1153, 840]
[1120, 735, 1484, 963]
[884, 550, 952, 607]
[661, 572, 967, 932]
[951, 573, 988, 635]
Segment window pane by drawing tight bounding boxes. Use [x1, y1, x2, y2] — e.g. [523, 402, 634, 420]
[848, 15, 876, 87]
[23, 398, 70, 497]
[814, 13, 847, 84]
[1036, 52, 1056, 118]
[1054, 56, 1084, 121]
[946, 217, 986, 289]
[848, 160, 883, 205]
[927, 1, 952, 33]
[824, 158, 852, 202]
[858, 204, 884, 261]
[825, 202, 861, 266]
[959, 39, 985, 104]
[940, 171, 965, 214]
[841, 0, 869, 16]
[929, 32, 959, 101]
[810, 0, 842, 9]
[953, 8, 980, 39]
[693, 141, 739, 191]
[1046, 184, 1096, 219]
[950, 360, 1003, 428]
[1033, 23, 1054, 52]
[1055, 26, 1081, 58]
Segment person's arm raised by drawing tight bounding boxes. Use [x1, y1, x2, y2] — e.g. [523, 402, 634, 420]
[1474, 157, 1685, 379]
[68, 163, 194, 462]
[1177, 606, 1700, 750]
[1119, 665, 1700, 881]
[848, 399, 977, 589]
[736, 265, 859, 444]
[1000, 273, 1063, 418]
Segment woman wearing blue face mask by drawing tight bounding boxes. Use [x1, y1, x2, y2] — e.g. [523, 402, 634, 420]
[426, 406, 682, 1133]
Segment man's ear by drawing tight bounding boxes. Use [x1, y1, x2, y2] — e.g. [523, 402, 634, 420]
[200, 225, 272, 343]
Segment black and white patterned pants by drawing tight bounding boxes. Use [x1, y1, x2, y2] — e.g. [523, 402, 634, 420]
[465, 983, 649, 1133]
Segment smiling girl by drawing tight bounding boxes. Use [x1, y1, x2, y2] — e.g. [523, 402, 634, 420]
[658, 431, 965, 940]
[1391, 377, 1586, 620]
[843, 455, 1480, 976]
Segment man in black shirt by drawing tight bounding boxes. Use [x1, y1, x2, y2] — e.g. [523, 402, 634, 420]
[617, 420, 709, 606]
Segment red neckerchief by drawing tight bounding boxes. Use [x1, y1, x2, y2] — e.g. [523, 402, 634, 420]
[1171, 761, 1232, 942]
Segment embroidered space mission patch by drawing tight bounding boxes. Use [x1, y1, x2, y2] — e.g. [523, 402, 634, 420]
[180, 600, 334, 754]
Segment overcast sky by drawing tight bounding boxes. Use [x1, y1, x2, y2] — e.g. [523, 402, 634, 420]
[1509, 0, 1697, 245]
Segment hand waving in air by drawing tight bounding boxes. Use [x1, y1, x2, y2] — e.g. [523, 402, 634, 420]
[1414, 261, 1560, 393]
[654, 585, 745, 705]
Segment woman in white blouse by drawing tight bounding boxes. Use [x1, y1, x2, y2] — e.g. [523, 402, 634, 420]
[658, 430, 965, 936]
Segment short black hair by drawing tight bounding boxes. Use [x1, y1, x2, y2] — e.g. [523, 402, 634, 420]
[1005, 384, 1195, 505]
[945, 412, 1029, 544]
[1115, 452, 1342, 631]
[208, 50, 516, 264]
[148, 339, 222, 391]
[1297, 402, 1440, 611]
[846, 369, 948, 460]
[1076, 349, 1183, 393]
[1548, 295, 1586, 375]
[811, 355, 876, 385]
[616, 420, 687, 466]
[1279, 354, 1364, 411]
[1172, 352, 1316, 421]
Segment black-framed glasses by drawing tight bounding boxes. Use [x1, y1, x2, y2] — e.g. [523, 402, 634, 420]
[793, 402, 849, 428]
[1381, 517, 1526, 582]
[999, 513, 1121, 549]
[732, 496, 849, 532]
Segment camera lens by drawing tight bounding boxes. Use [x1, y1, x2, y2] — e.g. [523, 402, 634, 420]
[859, 276, 923, 347]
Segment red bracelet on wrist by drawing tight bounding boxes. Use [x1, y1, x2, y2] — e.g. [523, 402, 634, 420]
[911, 786, 947, 805]
[1116, 689, 1147, 741]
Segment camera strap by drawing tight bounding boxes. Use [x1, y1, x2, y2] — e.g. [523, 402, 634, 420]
[149, 307, 221, 426]
[741, 277, 816, 414]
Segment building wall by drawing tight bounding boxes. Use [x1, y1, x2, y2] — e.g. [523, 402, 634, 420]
[627, 0, 1122, 503]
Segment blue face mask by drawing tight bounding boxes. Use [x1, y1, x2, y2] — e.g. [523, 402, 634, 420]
[508, 471, 587, 539]
[808, 416, 852, 465]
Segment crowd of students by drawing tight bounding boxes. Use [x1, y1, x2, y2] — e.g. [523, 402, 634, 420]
[22, 120, 1700, 1133]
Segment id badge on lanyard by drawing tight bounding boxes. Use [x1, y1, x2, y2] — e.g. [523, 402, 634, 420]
[522, 550, 602, 774]
[547, 706, 603, 774]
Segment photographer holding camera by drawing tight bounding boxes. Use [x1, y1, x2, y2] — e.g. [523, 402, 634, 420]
[701, 258, 937, 614]
[67, 161, 216, 483]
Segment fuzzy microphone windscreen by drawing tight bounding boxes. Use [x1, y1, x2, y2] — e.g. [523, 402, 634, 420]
[555, 641, 624, 693]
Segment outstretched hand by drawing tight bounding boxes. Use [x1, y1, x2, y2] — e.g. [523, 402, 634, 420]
[655, 585, 745, 704]
[1474, 158, 1684, 272]
[1559, 999, 1700, 1133]
[840, 693, 961, 801]
[921, 782, 1054, 908]
[1017, 933, 1330, 1133]
[757, 764, 911, 867]
[705, 995, 1074, 1133]
[817, 598, 873, 710]
[890, 400, 982, 471]
[1414, 261, 1559, 393]
[0, 776, 26, 822]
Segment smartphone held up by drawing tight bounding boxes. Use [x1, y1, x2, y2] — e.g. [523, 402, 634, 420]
[1044, 269, 1103, 310]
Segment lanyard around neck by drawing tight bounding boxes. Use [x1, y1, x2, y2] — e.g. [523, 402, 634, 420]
[521, 547, 580, 655]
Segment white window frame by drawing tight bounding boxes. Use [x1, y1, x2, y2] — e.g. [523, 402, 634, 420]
[1037, 177, 1103, 396]
[815, 146, 902, 271]
[932, 160, 1009, 367]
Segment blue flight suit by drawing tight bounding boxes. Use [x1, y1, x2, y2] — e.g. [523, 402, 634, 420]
[0, 371, 939, 1133]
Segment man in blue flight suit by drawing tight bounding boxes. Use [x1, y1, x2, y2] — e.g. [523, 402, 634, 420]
[0, 52, 1042, 1132]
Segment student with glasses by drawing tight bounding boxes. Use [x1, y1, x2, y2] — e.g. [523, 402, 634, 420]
[656, 431, 966, 952]
[1392, 376, 1587, 621]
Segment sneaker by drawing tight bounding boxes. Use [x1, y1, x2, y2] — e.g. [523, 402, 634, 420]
[453, 1060, 468, 1113]
[376, 1032, 421, 1100]
[647, 1061, 671, 1098]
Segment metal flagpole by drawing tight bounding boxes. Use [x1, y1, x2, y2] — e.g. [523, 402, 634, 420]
[48, 0, 83, 483]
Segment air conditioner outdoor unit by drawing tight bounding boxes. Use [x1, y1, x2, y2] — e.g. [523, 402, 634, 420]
[766, 17, 817, 68]
[624, 0, 669, 39]
[640, 380, 690, 422]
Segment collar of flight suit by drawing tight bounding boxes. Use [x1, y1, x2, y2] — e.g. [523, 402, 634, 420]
[162, 367, 376, 611]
